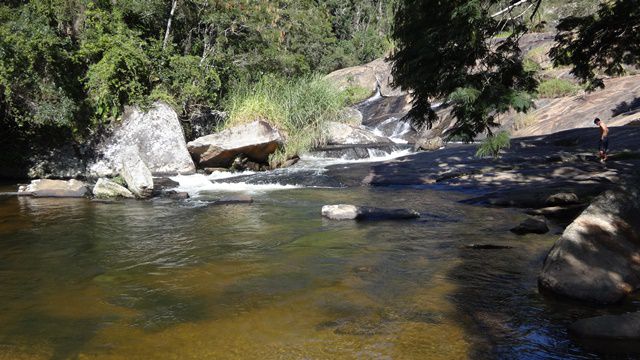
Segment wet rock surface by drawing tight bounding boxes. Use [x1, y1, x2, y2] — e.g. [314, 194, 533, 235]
[510, 217, 549, 235]
[569, 312, 640, 340]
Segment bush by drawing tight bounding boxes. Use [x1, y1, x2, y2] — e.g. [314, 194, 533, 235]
[224, 75, 347, 165]
[512, 113, 537, 132]
[476, 131, 511, 159]
[537, 78, 581, 98]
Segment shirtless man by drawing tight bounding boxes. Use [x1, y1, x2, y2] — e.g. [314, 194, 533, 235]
[594, 118, 609, 162]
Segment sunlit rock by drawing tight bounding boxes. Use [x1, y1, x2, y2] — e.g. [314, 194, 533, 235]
[187, 120, 283, 168]
[18, 179, 88, 198]
[89, 102, 195, 177]
[120, 148, 154, 198]
[92, 178, 134, 199]
[322, 204, 420, 221]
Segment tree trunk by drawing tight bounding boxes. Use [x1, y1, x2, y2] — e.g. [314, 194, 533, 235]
[163, 0, 178, 50]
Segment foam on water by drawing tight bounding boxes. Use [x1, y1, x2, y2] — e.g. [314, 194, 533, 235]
[170, 174, 300, 196]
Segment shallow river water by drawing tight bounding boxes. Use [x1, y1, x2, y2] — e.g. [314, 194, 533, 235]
[0, 164, 637, 359]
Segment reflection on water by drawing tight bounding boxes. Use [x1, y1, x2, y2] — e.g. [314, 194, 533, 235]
[0, 186, 632, 359]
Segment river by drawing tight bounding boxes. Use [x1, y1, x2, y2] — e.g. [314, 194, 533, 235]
[0, 153, 636, 359]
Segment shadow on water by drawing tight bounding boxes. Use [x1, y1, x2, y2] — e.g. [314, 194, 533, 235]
[445, 214, 640, 359]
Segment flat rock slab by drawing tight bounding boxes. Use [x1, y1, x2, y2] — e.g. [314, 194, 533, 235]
[18, 179, 88, 198]
[322, 204, 420, 221]
[510, 217, 549, 235]
[570, 312, 640, 340]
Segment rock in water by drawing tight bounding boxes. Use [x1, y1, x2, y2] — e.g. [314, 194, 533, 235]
[569, 312, 640, 340]
[18, 179, 88, 198]
[322, 204, 420, 221]
[538, 187, 640, 304]
[187, 120, 283, 168]
[89, 102, 195, 177]
[325, 122, 392, 145]
[92, 178, 134, 199]
[120, 149, 154, 198]
[510, 217, 549, 235]
[414, 136, 444, 151]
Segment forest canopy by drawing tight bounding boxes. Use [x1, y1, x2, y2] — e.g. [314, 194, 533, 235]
[0, 0, 396, 135]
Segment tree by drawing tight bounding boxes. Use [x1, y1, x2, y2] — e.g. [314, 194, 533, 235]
[550, 0, 640, 90]
[390, 0, 539, 141]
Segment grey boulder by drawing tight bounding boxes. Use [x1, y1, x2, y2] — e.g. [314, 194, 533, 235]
[322, 204, 420, 221]
[89, 102, 195, 177]
[92, 178, 134, 199]
[188, 120, 283, 168]
[18, 179, 88, 198]
[325, 122, 392, 145]
[120, 148, 154, 198]
[538, 187, 640, 304]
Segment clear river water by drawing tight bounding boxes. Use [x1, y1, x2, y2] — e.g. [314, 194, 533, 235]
[0, 153, 638, 359]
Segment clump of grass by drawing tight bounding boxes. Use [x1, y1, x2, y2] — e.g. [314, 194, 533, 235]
[512, 112, 537, 132]
[343, 85, 373, 105]
[224, 75, 347, 165]
[476, 131, 511, 159]
[537, 78, 582, 98]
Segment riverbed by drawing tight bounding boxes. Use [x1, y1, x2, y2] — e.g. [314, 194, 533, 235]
[0, 155, 636, 359]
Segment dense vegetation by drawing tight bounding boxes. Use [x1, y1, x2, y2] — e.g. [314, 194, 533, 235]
[0, 0, 396, 134]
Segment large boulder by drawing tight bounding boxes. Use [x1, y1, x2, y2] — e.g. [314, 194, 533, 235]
[92, 178, 134, 199]
[538, 186, 640, 304]
[120, 148, 154, 198]
[325, 58, 404, 97]
[321, 204, 420, 221]
[569, 312, 640, 340]
[89, 102, 195, 177]
[18, 179, 88, 198]
[187, 120, 283, 168]
[325, 122, 392, 145]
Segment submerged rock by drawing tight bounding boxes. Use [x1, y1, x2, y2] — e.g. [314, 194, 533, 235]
[89, 102, 195, 177]
[538, 187, 640, 304]
[92, 178, 134, 199]
[321, 204, 420, 221]
[569, 312, 640, 340]
[120, 149, 154, 198]
[510, 217, 549, 235]
[463, 244, 514, 250]
[18, 179, 88, 198]
[187, 120, 282, 168]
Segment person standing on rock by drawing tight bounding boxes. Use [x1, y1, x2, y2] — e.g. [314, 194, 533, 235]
[594, 118, 609, 162]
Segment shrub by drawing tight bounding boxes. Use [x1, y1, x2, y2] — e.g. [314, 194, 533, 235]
[476, 131, 511, 159]
[224, 75, 347, 165]
[512, 112, 537, 132]
[537, 78, 581, 98]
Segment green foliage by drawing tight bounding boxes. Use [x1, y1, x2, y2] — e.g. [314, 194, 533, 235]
[390, 0, 538, 142]
[537, 78, 581, 98]
[225, 75, 347, 164]
[551, 0, 640, 90]
[0, 0, 396, 142]
[475, 131, 511, 159]
[343, 86, 373, 105]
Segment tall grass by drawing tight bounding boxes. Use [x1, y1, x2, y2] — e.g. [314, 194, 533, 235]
[224, 75, 347, 165]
